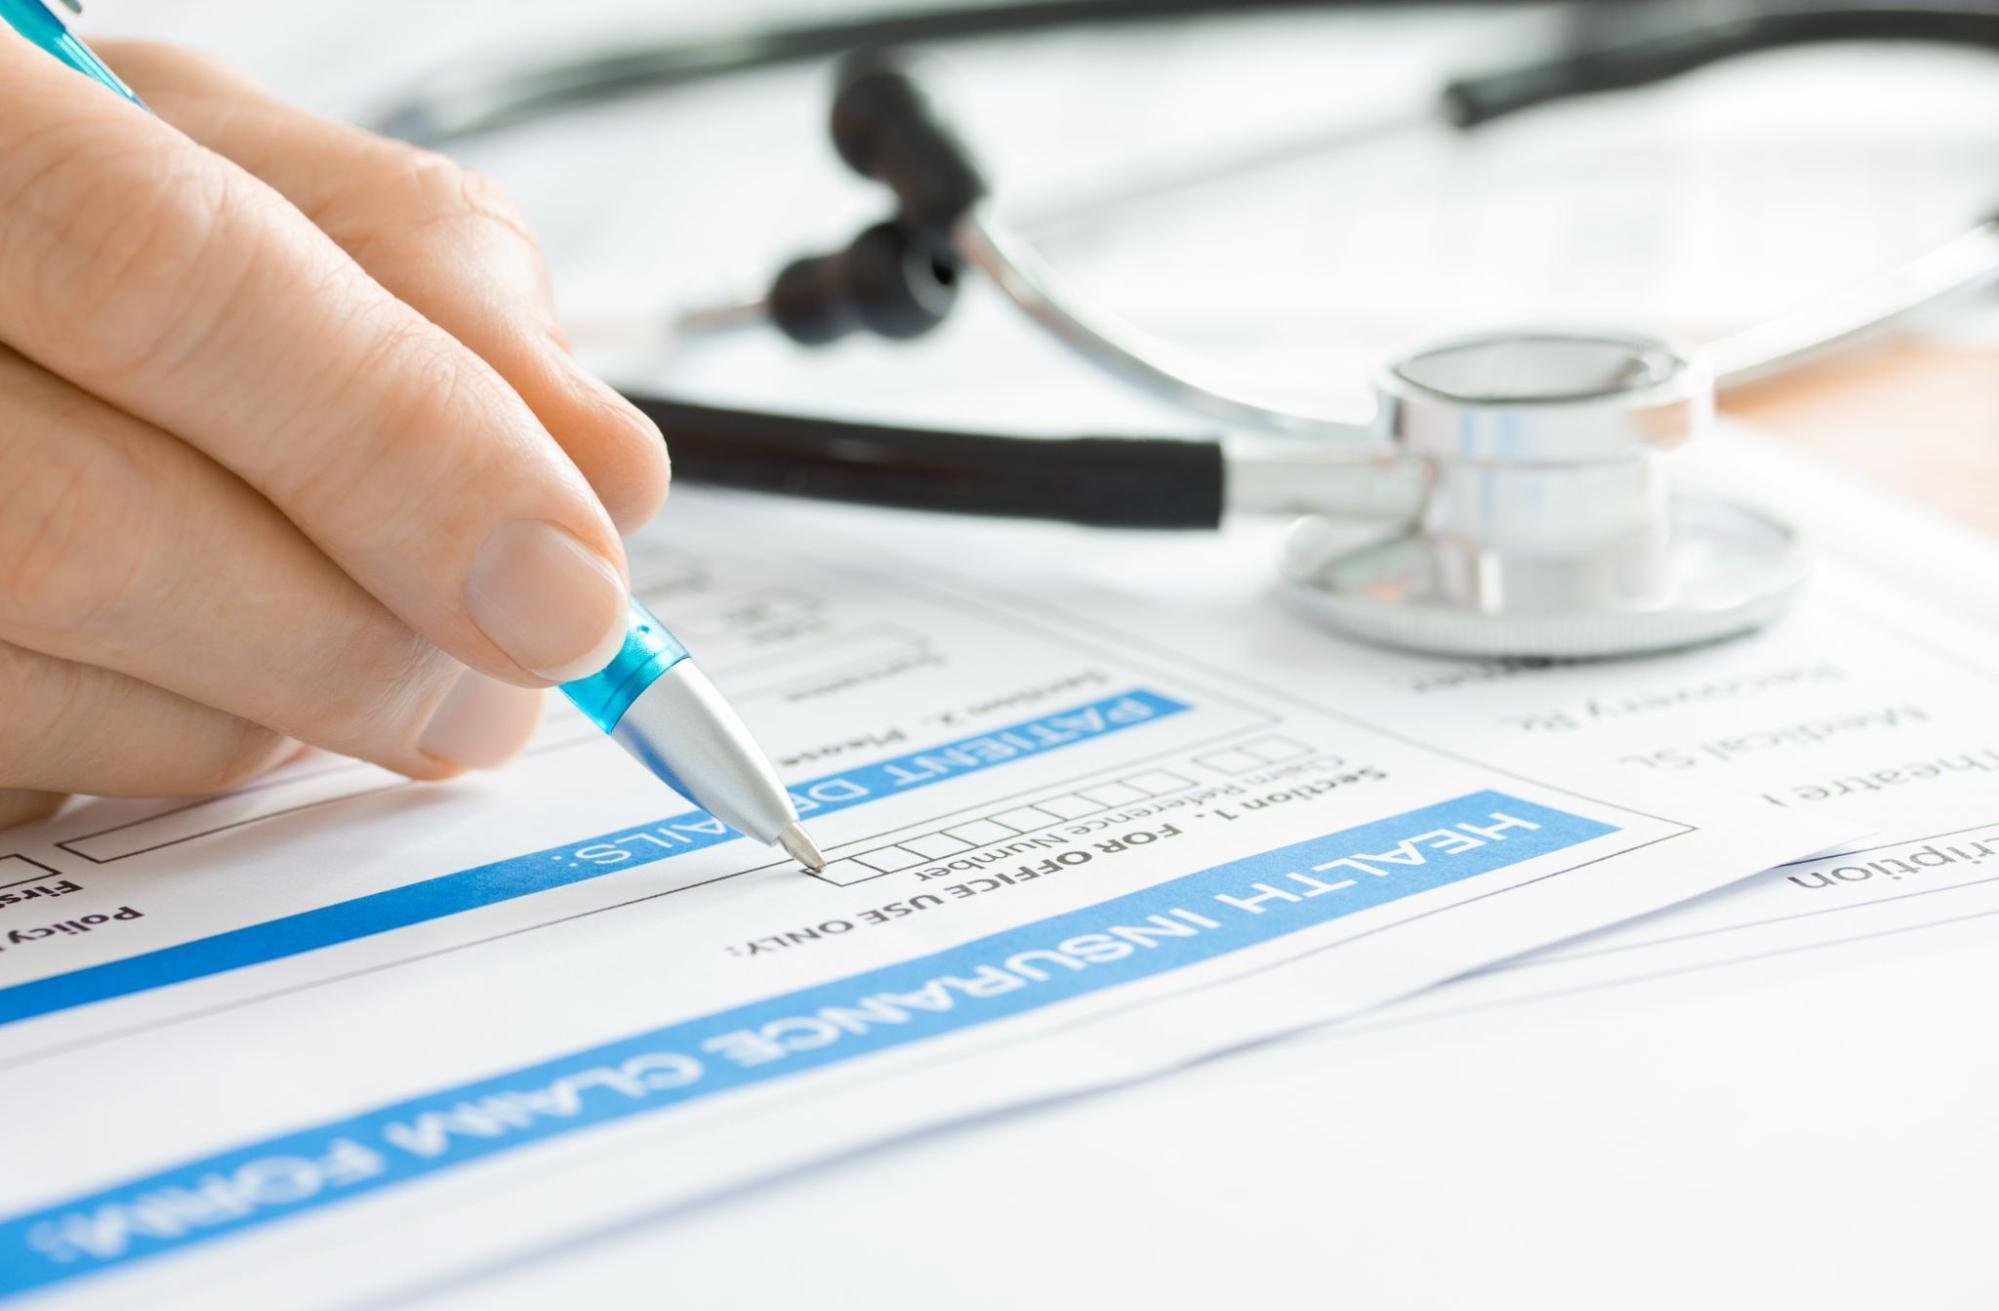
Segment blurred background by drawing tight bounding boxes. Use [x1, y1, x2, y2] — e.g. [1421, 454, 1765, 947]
[78, 0, 1999, 523]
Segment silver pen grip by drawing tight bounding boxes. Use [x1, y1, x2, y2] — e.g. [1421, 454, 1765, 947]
[609, 661, 802, 847]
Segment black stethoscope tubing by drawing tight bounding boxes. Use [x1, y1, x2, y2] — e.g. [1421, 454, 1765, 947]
[379, 2, 1999, 531]
[629, 395, 1230, 530]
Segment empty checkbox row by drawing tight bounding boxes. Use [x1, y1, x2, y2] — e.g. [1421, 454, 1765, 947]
[842, 769, 1199, 875]
[1193, 735, 1314, 775]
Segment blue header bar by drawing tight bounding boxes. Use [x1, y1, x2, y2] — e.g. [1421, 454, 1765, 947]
[0, 790, 1614, 1298]
[0, 691, 1189, 1027]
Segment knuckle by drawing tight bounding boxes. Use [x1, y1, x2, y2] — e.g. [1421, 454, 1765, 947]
[274, 317, 487, 534]
[11, 128, 264, 376]
[405, 152, 532, 238]
[336, 146, 538, 256]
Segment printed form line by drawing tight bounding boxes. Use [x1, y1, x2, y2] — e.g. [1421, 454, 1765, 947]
[0, 692, 1189, 1028]
[0, 790, 1616, 1299]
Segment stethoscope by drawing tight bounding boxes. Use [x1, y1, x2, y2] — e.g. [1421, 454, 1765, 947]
[377, 1, 1999, 660]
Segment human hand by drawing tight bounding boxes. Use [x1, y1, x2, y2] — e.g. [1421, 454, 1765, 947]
[0, 38, 670, 829]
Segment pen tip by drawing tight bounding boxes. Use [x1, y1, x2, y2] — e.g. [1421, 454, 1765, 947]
[777, 822, 827, 873]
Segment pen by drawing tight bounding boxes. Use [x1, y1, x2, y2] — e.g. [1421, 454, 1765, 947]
[0, 0, 141, 105]
[562, 600, 825, 871]
[2, 0, 827, 871]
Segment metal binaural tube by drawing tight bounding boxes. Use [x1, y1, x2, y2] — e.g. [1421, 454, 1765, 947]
[952, 206, 1379, 443]
[1705, 218, 1999, 392]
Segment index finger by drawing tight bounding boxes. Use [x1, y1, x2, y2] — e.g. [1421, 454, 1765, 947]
[94, 39, 672, 538]
[0, 34, 628, 685]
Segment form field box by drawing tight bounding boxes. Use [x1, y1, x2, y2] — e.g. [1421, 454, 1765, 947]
[812, 860, 880, 888]
[943, 819, 1019, 846]
[853, 846, 929, 874]
[665, 587, 818, 644]
[58, 765, 397, 863]
[1079, 782, 1148, 807]
[1035, 794, 1103, 820]
[902, 833, 972, 859]
[719, 626, 930, 702]
[1120, 770, 1195, 797]
[1244, 735, 1312, 763]
[1194, 748, 1266, 775]
[990, 806, 1062, 833]
[0, 855, 62, 890]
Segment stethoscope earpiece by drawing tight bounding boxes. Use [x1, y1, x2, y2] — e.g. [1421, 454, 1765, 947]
[769, 220, 960, 345]
[830, 52, 987, 234]
[744, 52, 982, 348]
[388, 13, 1999, 661]
[680, 44, 1993, 658]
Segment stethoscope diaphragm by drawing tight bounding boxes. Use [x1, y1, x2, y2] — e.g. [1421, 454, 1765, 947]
[1278, 328, 1811, 659]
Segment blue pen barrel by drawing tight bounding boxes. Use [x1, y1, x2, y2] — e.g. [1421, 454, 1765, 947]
[0, 0, 146, 105]
[560, 598, 691, 732]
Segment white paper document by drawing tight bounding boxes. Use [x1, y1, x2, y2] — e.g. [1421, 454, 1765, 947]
[386, 434, 1999, 1311]
[1371, 435, 1999, 1021]
[0, 486, 1843, 1307]
[8, 7, 1990, 1305]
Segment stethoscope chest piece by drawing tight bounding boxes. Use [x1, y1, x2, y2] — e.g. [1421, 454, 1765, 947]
[1279, 328, 1811, 660]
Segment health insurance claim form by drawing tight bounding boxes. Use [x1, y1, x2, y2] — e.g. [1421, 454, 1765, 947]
[397, 430, 1999, 1311]
[0, 452, 1848, 1301]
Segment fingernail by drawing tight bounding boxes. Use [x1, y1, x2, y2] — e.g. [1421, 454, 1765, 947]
[417, 671, 545, 769]
[464, 520, 627, 681]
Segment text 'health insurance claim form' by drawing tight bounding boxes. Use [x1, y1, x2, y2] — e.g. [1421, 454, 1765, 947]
[0, 493, 1842, 1307]
[431, 434, 1999, 1311]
